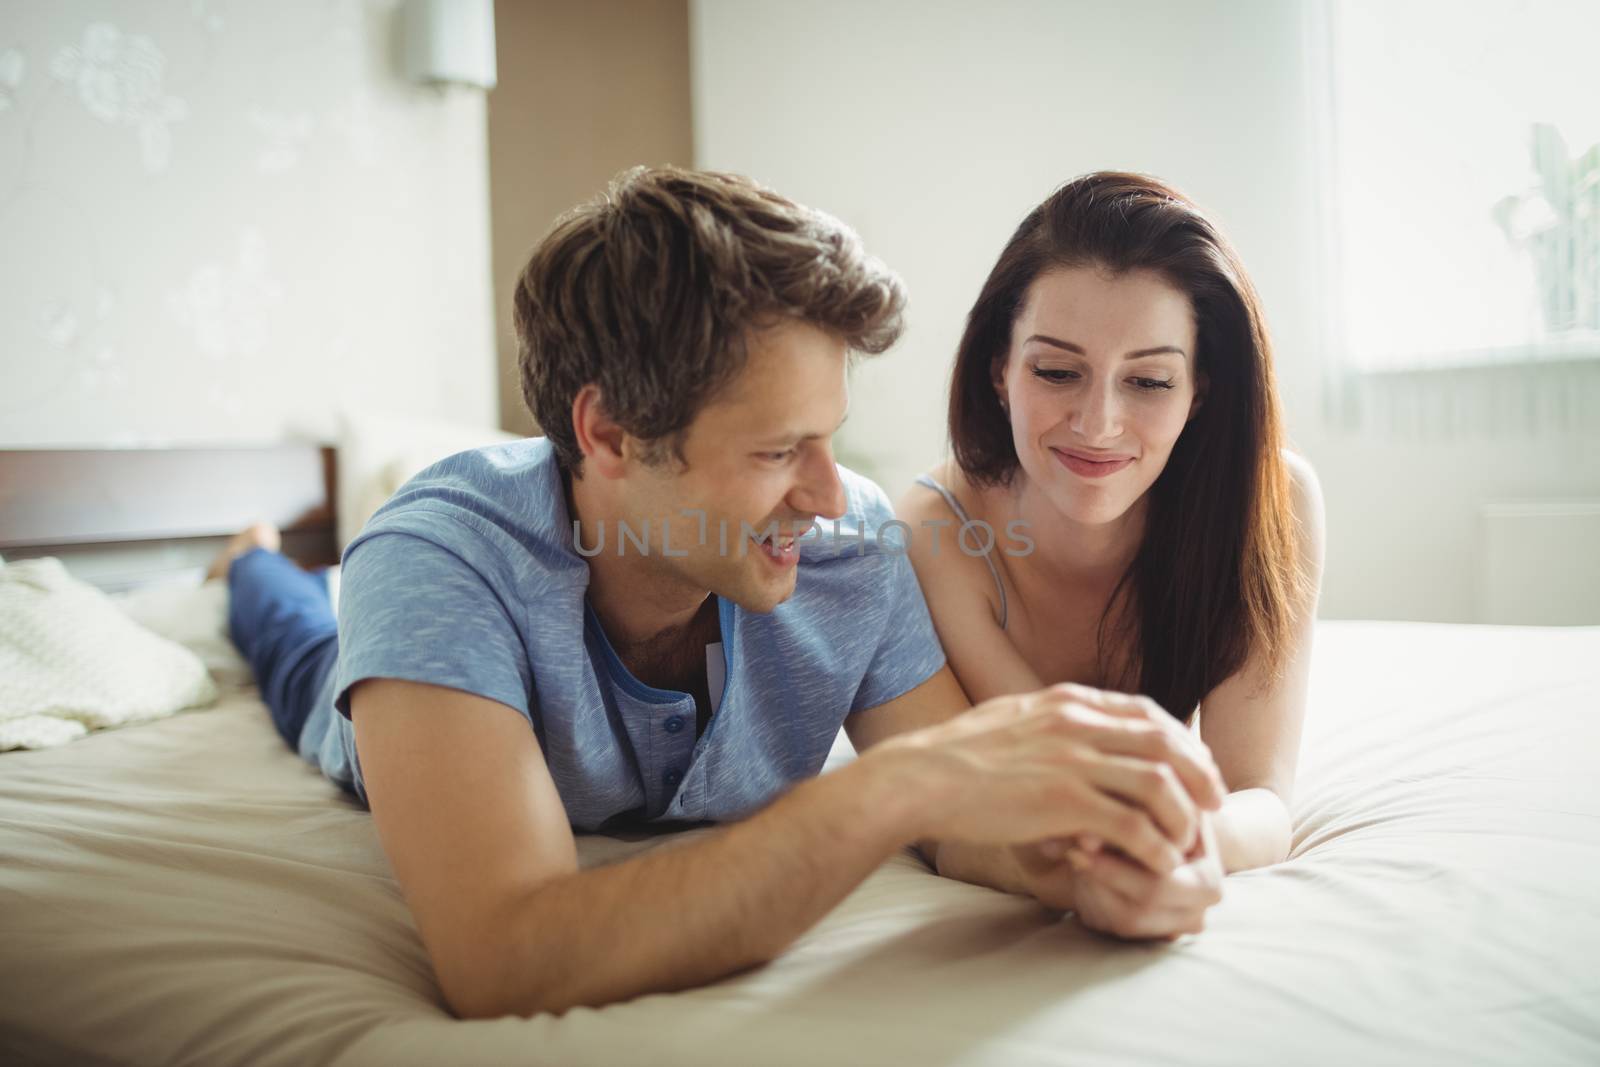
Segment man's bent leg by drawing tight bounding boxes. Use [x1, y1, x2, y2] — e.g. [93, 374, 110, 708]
[227, 547, 338, 750]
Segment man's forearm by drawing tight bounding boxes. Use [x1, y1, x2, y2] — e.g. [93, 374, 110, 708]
[1213, 787, 1293, 873]
[463, 753, 922, 1019]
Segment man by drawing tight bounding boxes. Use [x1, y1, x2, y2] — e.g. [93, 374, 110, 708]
[221, 166, 1224, 1020]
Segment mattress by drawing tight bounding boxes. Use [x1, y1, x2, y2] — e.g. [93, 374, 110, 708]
[1, 621, 1597, 1066]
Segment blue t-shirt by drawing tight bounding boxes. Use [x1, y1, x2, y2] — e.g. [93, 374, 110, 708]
[296, 437, 946, 830]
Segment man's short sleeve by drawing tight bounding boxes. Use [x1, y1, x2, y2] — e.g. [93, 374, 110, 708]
[849, 544, 948, 714]
[332, 531, 532, 721]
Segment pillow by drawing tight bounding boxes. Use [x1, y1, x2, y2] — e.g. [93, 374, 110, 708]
[0, 557, 218, 750]
[112, 565, 343, 689]
[112, 577, 255, 688]
[335, 408, 521, 550]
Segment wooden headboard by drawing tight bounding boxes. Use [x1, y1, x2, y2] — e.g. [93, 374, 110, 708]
[0, 445, 338, 590]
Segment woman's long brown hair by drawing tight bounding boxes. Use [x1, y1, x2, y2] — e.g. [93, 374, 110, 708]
[948, 172, 1312, 722]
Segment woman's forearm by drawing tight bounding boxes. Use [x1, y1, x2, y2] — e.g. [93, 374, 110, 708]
[920, 788, 1289, 896]
[920, 839, 1032, 895]
[1213, 787, 1293, 873]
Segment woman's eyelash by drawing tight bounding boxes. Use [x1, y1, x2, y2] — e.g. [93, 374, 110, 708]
[1031, 367, 1175, 391]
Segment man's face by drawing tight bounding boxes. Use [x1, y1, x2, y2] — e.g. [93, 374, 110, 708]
[620, 319, 851, 613]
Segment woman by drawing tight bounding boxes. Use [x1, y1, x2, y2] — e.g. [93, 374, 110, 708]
[898, 172, 1325, 941]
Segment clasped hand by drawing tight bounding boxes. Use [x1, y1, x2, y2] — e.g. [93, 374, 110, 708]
[1018, 816, 1225, 941]
[1006, 685, 1226, 940]
[878, 681, 1227, 939]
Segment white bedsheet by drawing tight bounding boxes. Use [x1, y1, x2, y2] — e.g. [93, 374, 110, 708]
[0, 621, 1596, 1065]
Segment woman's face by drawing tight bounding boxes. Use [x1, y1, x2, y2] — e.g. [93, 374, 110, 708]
[995, 266, 1204, 528]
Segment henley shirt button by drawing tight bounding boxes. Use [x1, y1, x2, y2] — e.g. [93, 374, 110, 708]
[663, 715, 686, 734]
[664, 768, 683, 788]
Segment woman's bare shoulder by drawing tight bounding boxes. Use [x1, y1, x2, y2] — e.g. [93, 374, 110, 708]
[1277, 450, 1324, 541]
[1280, 448, 1326, 589]
[897, 458, 997, 522]
[893, 460, 1006, 616]
[1281, 450, 1323, 515]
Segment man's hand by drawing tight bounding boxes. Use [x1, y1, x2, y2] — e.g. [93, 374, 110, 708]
[872, 683, 1226, 876]
[1066, 812, 1225, 941]
[1018, 684, 1228, 877]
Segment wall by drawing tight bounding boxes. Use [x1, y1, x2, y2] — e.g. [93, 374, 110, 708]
[487, 0, 693, 436]
[691, 0, 1600, 622]
[0, 0, 498, 448]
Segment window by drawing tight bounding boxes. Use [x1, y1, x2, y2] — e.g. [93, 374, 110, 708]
[1323, 0, 1600, 371]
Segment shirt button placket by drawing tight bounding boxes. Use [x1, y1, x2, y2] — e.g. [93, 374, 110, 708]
[659, 705, 691, 809]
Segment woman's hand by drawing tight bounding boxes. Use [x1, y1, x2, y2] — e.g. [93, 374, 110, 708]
[1067, 813, 1224, 941]
[1008, 839, 1082, 910]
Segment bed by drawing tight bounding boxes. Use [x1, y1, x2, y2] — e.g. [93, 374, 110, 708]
[1, 445, 1596, 1066]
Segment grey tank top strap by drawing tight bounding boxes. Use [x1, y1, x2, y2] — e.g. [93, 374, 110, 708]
[912, 473, 1009, 630]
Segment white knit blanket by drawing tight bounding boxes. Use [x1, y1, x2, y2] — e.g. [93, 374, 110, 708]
[0, 557, 217, 750]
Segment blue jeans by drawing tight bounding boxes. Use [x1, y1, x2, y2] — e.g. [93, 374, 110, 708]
[227, 548, 339, 750]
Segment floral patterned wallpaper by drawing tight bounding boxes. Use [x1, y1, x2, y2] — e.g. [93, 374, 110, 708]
[0, 0, 498, 446]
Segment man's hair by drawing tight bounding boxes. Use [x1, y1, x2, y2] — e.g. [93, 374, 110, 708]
[514, 166, 907, 474]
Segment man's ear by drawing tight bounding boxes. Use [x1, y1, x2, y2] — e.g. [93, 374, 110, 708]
[570, 384, 629, 479]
